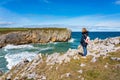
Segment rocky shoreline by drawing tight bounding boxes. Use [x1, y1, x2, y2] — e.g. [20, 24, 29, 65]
[0, 37, 120, 80]
[0, 28, 71, 48]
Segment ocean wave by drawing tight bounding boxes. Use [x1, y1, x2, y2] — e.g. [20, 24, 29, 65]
[68, 38, 75, 43]
[39, 47, 54, 51]
[50, 42, 58, 44]
[5, 52, 37, 70]
[3, 44, 34, 51]
[0, 56, 4, 58]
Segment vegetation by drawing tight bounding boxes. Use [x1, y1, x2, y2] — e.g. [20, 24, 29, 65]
[35, 50, 120, 80]
[115, 44, 120, 47]
[1, 50, 120, 80]
[0, 28, 68, 34]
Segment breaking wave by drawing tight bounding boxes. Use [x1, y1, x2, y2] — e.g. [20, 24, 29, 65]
[5, 51, 37, 69]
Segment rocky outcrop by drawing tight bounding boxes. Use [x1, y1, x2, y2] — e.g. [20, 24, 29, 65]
[0, 28, 71, 48]
[0, 70, 3, 76]
[0, 37, 120, 80]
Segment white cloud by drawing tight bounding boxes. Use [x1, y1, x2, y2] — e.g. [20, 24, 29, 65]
[0, 21, 15, 26]
[48, 14, 120, 26]
[40, 14, 120, 31]
[0, 7, 32, 27]
[95, 20, 120, 27]
[0, 7, 119, 31]
[115, 0, 120, 5]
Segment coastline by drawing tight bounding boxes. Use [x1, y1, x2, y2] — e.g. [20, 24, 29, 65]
[0, 36, 120, 80]
[0, 28, 71, 48]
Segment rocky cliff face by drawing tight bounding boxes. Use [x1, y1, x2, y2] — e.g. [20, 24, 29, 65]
[1, 37, 120, 80]
[0, 28, 71, 48]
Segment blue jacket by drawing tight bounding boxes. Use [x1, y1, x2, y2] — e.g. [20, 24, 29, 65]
[80, 32, 88, 47]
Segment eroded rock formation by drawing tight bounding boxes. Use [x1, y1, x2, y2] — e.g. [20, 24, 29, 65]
[0, 28, 71, 48]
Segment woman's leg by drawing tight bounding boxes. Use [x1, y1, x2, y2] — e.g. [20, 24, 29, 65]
[83, 46, 87, 56]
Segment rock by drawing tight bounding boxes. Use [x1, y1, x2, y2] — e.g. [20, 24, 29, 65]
[61, 72, 71, 78]
[0, 28, 71, 48]
[111, 57, 117, 60]
[46, 48, 78, 65]
[27, 72, 36, 79]
[78, 70, 83, 74]
[81, 77, 85, 80]
[73, 55, 80, 60]
[36, 75, 46, 80]
[6, 79, 11, 80]
[91, 57, 97, 63]
[111, 57, 120, 62]
[14, 77, 19, 80]
[87, 37, 120, 59]
[80, 63, 86, 67]
[117, 58, 120, 61]
[46, 53, 60, 65]
[41, 75, 46, 80]
[0, 70, 3, 76]
[23, 58, 29, 63]
[6, 75, 11, 80]
[78, 76, 81, 78]
[66, 73, 71, 77]
[94, 38, 99, 43]
[115, 64, 120, 68]
[104, 65, 108, 68]
[1, 36, 120, 80]
[104, 63, 108, 68]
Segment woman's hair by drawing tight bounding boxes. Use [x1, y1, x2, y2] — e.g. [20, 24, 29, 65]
[82, 28, 88, 33]
[82, 28, 88, 36]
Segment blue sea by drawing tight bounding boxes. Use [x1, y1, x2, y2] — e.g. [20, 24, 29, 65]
[0, 32, 120, 72]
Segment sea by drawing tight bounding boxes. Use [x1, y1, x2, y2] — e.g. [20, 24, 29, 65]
[0, 32, 120, 72]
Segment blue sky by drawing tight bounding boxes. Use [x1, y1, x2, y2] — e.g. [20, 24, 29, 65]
[0, 0, 120, 31]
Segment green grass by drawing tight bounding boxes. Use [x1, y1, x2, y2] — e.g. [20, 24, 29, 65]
[0, 28, 68, 34]
[1, 50, 120, 80]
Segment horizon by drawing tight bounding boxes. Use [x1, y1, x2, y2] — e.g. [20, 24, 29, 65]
[0, 0, 120, 31]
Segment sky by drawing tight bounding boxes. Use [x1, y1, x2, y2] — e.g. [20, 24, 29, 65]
[0, 0, 120, 31]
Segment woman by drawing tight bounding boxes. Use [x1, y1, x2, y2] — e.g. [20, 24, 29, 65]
[80, 28, 89, 57]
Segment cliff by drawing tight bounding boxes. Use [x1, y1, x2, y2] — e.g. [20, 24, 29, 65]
[0, 28, 71, 48]
[0, 37, 120, 80]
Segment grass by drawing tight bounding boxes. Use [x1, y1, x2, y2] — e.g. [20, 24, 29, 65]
[115, 44, 120, 47]
[108, 50, 120, 57]
[1, 50, 120, 80]
[0, 28, 68, 34]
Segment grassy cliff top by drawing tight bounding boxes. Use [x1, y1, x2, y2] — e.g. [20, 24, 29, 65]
[0, 28, 69, 34]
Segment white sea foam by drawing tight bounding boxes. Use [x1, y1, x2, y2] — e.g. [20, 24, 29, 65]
[3, 44, 34, 51]
[5, 52, 37, 69]
[54, 42, 58, 44]
[0, 56, 4, 58]
[40, 47, 54, 51]
[68, 38, 75, 43]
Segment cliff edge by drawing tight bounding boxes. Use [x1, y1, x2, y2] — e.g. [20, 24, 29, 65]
[0, 37, 120, 80]
[0, 28, 71, 48]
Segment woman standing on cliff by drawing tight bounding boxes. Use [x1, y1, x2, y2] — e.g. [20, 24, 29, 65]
[80, 28, 90, 58]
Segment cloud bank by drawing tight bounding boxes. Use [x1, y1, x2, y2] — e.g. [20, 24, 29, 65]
[0, 1, 120, 31]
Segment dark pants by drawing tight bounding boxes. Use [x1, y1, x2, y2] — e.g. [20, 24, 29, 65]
[82, 46, 87, 56]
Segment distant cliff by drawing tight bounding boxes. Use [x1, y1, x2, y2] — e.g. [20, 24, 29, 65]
[0, 28, 71, 48]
